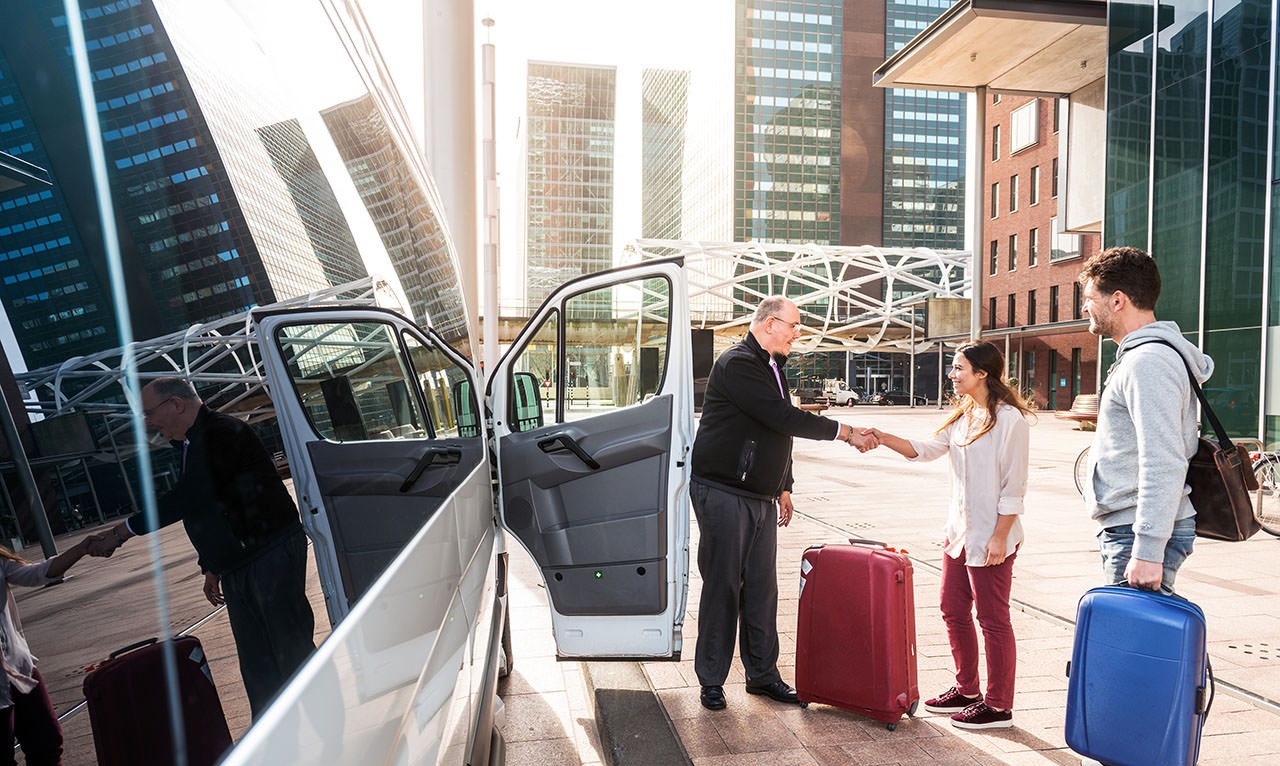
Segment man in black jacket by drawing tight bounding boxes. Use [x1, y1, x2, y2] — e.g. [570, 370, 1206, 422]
[92, 378, 315, 719]
[691, 296, 876, 710]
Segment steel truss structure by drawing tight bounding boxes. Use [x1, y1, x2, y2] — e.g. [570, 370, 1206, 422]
[629, 240, 971, 353]
[17, 242, 970, 423]
[15, 277, 391, 423]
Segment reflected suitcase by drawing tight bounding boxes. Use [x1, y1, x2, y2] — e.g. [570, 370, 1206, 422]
[83, 636, 232, 766]
[795, 540, 919, 729]
[1065, 586, 1213, 766]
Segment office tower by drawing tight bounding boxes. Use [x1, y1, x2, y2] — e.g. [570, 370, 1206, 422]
[0, 0, 369, 370]
[641, 68, 690, 241]
[524, 62, 617, 312]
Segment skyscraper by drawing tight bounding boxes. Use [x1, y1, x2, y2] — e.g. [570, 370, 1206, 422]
[641, 68, 690, 242]
[735, 0, 843, 247]
[0, 0, 370, 370]
[524, 62, 617, 313]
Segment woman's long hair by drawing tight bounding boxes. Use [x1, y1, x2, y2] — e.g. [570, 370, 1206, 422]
[937, 341, 1035, 443]
[0, 547, 27, 564]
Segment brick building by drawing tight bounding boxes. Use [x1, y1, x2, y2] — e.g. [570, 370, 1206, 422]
[982, 94, 1099, 411]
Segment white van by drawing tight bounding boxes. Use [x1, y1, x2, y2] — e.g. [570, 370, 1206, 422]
[225, 260, 694, 765]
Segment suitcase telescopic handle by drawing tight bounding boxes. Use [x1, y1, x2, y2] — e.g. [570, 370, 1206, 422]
[847, 537, 888, 548]
[109, 637, 158, 660]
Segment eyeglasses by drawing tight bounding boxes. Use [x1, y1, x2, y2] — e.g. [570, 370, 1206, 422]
[770, 315, 801, 330]
[142, 397, 176, 418]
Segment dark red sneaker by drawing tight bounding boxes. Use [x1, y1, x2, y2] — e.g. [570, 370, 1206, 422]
[950, 701, 1013, 729]
[922, 686, 982, 714]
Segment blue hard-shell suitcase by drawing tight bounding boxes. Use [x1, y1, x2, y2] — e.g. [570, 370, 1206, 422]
[1065, 586, 1213, 766]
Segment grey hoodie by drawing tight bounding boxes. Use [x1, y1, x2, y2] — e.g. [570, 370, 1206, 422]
[1085, 321, 1214, 562]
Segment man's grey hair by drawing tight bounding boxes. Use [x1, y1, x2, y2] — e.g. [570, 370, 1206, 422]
[147, 377, 200, 401]
[751, 296, 792, 327]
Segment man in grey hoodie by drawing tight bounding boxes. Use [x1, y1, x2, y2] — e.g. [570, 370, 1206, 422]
[1080, 246, 1213, 594]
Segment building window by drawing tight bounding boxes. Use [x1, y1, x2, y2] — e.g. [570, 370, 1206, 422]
[1026, 351, 1036, 392]
[1051, 216, 1081, 261]
[1027, 289, 1037, 325]
[1029, 227, 1039, 266]
[1010, 100, 1039, 152]
[1072, 281, 1083, 319]
[1007, 294, 1016, 328]
[1048, 350, 1059, 409]
[1052, 157, 1059, 197]
[1008, 234, 1017, 270]
[989, 296, 997, 330]
[1030, 165, 1040, 205]
[992, 124, 1000, 160]
[993, 92, 1001, 104]
[1009, 175, 1019, 212]
[990, 240, 998, 275]
[1050, 284, 1060, 322]
[991, 182, 999, 218]
[1053, 98, 1062, 133]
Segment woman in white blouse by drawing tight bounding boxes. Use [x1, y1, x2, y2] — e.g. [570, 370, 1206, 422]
[868, 341, 1032, 731]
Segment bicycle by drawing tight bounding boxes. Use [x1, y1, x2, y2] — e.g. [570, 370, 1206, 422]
[1074, 445, 1090, 496]
[1248, 450, 1280, 536]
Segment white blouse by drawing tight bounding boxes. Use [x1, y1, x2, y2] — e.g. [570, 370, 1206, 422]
[0, 556, 53, 708]
[907, 403, 1030, 565]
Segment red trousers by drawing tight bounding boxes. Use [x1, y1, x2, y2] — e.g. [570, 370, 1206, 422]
[939, 549, 1017, 710]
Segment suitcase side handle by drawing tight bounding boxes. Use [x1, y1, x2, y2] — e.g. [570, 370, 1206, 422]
[109, 637, 158, 660]
[1197, 658, 1216, 717]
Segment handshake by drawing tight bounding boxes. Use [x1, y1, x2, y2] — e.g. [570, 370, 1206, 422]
[82, 527, 129, 558]
[839, 425, 883, 453]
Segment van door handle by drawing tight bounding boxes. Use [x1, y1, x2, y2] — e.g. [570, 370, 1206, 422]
[537, 433, 601, 470]
[399, 446, 462, 492]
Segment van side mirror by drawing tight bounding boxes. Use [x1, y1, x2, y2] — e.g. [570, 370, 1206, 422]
[512, 372, 545, 432]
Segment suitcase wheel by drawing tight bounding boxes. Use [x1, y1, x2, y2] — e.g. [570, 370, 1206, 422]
[799, 701, 808, 709]
[907, 700, 919, 718]
[886, 722, 897, 731]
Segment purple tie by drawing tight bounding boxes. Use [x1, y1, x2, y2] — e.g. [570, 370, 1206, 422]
[769, 360, 786, 398]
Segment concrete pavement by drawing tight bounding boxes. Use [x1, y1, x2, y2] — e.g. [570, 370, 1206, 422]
[634, 407, 1280, 765]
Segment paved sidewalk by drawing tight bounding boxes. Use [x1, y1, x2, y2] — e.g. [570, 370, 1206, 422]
[640, 408, 1280, 765]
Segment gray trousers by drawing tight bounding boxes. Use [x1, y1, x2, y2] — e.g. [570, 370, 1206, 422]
[691, 481, 781, 687]
[220, 526, 316, 718]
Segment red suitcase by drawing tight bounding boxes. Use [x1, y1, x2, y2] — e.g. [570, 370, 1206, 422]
[795, 539, 919, 729]
[83, 636, 232, 766]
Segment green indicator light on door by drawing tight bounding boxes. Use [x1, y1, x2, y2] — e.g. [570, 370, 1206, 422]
[594, 570, 603, 579]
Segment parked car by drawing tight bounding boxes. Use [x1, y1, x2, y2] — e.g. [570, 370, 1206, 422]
[869, 389, 928, 406]
[231, 259, 694, 766]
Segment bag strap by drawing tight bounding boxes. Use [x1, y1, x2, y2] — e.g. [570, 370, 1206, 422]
[1123, 339, 1232, 450]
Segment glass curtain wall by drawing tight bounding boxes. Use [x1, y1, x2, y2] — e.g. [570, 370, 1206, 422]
[1105, 0, 1275, 439]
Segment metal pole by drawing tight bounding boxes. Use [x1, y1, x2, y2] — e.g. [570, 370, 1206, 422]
[0, 387, 54, 557]
[104, 423, 138, 515]
[970, 86, 987, 341]
[909, 317, 916, 408]
[937, 343, 945, 409]
[481, 20, 500, 378]
[82, 457, 105, 524]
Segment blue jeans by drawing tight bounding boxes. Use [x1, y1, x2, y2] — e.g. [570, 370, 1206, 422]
[1097, 517, 1195, 595]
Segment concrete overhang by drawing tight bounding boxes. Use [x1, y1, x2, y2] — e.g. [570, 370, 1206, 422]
[873, 0, 1107, 96]
[0, 151, 51, 194]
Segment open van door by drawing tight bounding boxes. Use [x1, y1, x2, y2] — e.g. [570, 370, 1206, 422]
[253, 307, 488, 625]
[490, 259, 694, 659]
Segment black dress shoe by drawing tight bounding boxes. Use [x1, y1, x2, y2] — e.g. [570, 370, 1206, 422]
[700, 684, 726, 710]
[745, 679, 800, 705]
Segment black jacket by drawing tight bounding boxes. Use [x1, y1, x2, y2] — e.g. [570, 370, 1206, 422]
[691, 332, 841, 498]
[130, 406, 302, 574]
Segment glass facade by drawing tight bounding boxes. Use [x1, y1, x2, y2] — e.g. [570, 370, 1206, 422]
[641, 69, 689, 241]
[883, 0, 965, 249]
[734, 0, 842, 245]
[525, 62, 616, 313]
[1105, 0, 1274, 439]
